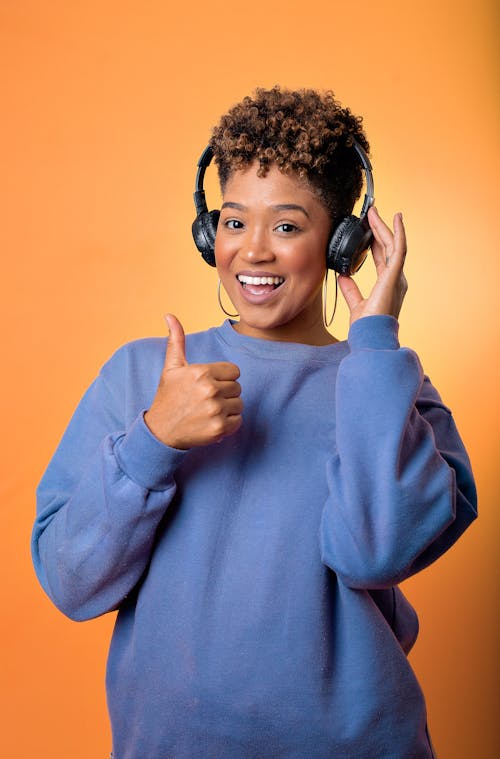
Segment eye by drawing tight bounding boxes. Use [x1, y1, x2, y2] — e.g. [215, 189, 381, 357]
[275, 222, 299, 234]
[224, 218, 244, 230]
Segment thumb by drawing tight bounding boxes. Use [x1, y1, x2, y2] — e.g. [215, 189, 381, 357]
[164, 313, 187, 369]
[337, 275, 363, 313]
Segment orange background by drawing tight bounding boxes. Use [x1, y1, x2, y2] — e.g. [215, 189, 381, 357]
[1, 1, 498, 756]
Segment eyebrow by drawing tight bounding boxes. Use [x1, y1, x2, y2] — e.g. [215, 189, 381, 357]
[221, 201, 310, 219]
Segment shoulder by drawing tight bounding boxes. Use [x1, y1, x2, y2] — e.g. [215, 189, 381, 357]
[101, 326, 223, 377]
[108, 336, 167, 363]
[98, 337, 167, 384]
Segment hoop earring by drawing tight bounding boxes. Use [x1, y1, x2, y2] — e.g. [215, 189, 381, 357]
[323, 270, 339, 328]
[217, 279, 239, 317]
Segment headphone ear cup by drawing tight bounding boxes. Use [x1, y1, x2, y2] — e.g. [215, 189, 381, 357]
[192, 209, 220, 267]
[327, 215, 373, 275]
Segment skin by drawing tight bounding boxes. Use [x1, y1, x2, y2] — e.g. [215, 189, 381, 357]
[215, 163, 334, 346]
[144, 162, 407, 450]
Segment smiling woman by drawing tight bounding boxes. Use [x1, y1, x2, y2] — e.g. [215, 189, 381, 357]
[32, 86, 477, 759]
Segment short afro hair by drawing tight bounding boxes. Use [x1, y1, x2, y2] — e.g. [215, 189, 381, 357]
[209, 86, 370, 224]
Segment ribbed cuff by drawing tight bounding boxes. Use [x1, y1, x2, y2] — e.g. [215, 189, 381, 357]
[347, 315, 400, 351]
[113, 411, 188, 491]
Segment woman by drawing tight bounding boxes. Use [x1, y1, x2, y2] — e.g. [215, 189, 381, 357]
[32, 86, 477, 758]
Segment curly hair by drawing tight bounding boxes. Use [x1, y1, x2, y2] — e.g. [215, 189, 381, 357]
[209, 86, 370, 224]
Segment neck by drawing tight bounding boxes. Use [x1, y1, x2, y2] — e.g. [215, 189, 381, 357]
[232, 308, 338, 346]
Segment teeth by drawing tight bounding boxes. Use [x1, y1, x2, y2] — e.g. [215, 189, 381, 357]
[237, 275, 284, 285]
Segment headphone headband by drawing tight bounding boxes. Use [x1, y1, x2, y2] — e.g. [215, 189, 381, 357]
[193, 145, 214, 216]
[352, 142, 374, 218]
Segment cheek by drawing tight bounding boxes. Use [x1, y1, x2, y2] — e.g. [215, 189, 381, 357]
[214, 236, 233, 273]
[288, 246, 327, 283]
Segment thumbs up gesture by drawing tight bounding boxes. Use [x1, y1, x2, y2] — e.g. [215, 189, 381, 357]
[144, 315, 243, 450]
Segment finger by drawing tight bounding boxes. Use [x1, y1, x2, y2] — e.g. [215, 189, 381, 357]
[222, 413, 243, 437]
[368, 207, 395, 267]
[164, 313, 187, 369]
[223, 397, 244, 416]
[210, 362, 241, 381]
[393, 212, 407, 262]
[369, 208, 407, 270]
[338, 274, 363, 312]
[216, 380, 242, 399]
[379, 213, 406, 271]
[368, 206, 395, 246]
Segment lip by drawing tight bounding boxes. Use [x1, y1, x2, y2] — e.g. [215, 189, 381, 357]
[236, 270, 284, 279]
[235, 273, 286, 305]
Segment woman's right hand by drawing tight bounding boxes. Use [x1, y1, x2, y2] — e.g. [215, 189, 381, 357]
[144, 314, 243, 450]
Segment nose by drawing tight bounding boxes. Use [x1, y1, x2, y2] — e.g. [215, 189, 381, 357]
[241, 226, 275, 263]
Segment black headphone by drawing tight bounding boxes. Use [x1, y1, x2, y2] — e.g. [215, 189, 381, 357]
[192, 142, 375, 275]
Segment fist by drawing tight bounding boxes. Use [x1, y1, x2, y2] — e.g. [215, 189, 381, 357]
[144, 314, 243, 449]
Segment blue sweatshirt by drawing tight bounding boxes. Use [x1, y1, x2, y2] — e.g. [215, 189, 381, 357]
[32, 316, 477, 759]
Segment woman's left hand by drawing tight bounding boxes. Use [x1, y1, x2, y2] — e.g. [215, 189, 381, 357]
[338, 206, 408, 325]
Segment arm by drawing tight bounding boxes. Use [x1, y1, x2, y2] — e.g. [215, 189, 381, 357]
[32, 343, 188, 621]
[320, 314, 477, 589]
[321, 208, 476, 588]
[32, 318, 242, 622]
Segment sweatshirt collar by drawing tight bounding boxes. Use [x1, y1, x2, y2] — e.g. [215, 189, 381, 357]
[213, 320, 349, 364]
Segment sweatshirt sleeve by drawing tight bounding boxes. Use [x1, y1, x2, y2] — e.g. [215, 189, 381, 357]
[320, 315, 477, 589]
[32, 343, 188, 621]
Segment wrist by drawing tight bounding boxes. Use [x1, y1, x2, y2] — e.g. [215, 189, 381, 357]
[348, 314, 400, 351]
[114, 411, 189, 490]
[143, 408, 189, 451]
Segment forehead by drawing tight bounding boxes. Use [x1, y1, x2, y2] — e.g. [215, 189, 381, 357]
[222, 161, 321, 209]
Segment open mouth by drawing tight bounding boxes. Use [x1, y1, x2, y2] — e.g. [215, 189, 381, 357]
[237, 274, 285, 295]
